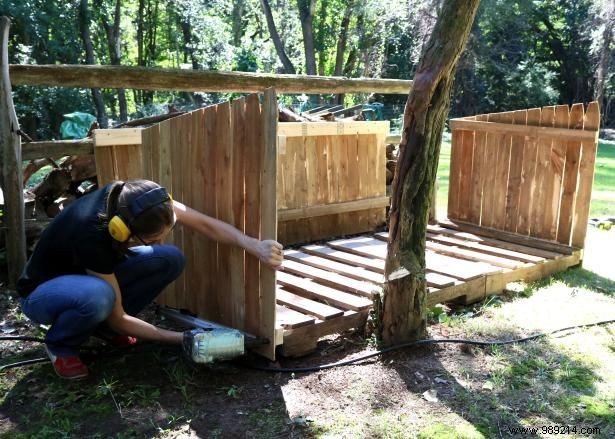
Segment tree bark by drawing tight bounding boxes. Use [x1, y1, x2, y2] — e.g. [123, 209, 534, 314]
[231, 0, 245, 46]
[78, 0, 108, 128]
[297, 0, 317, 75]
[593, 11, 614, 127]
[380, 0, 480, 346]
[98, 0, 128, 122]
[334, 0, 354, 77]
[260, 0, 296, 74]
[334, 0, 354, 104]
[0, 16, 26, 287]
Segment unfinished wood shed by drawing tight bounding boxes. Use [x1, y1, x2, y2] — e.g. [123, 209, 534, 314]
[94, 96, 600, 358]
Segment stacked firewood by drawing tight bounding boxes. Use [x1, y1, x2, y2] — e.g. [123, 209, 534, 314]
[386, 143, 398, 186]
[278, 106, 365, 122]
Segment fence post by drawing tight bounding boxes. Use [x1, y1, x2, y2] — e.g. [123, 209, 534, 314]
[0, 16, 26, 287]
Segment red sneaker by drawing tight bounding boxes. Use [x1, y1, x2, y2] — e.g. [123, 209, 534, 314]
[110, 335, 138, 347]
[46, 347, 89, 380]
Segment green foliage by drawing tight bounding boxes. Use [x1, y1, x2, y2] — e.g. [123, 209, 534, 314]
[2, 0, 613, 137]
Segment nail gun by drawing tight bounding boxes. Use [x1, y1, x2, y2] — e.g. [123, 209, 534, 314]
[158, 306, 269, 364]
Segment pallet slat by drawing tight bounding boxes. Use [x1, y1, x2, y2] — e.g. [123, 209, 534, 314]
[276, 287, 344, 320]
[301, 244, 385, 272]
[276, 305, 315, 329]
[284, 249, 384, 284]
[281, 259, 378, 298]
[277, 271, 372, 311]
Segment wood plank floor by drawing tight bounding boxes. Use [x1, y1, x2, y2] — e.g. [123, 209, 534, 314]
[275, 220, 582, 356]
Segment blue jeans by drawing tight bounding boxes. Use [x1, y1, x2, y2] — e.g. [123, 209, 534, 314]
[20, 245, 185, 356]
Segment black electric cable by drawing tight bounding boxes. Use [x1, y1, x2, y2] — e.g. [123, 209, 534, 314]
[2, 318, 614, 373]
[240, 318, 615, 373]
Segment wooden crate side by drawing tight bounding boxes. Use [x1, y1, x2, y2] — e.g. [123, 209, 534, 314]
[457, 128, 475, 221]
[244, 93, 262, 336]
[202, 105, 221, 319]
[230, 98, 247, 329]
[94, 145, 117, 185]
[156, 118, 177, 306]
[170, 114, 190, 311]
[188, 108, 209, 318]
[490, 111, 513, 231]
[530, 106, 555, 239]
[113, 144, 143, 182]
[516, 108, 541, 235]
[504, 110, 528, 232]
[214, 102, 234, 326]
[556, 103, 584, 245]
[257, 88, 278, 360]
[277, 127, 386, 245]
[480, 113, 499, 228]
[447, 128, 463, 219]
[469, 114, 488, 224]
[571, 102, 600, 248]
[540, 105, 569, 240]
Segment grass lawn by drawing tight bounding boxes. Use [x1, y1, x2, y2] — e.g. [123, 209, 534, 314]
[0, 133, 613, 438]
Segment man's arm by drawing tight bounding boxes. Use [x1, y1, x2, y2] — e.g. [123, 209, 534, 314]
[86, 269, 182, 344]
[172, 200, 283, 269]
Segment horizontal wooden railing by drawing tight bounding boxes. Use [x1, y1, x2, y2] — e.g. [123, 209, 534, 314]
[10, 64, 412, 94]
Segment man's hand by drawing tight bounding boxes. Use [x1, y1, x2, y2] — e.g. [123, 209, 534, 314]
[254, 239, 283, 269]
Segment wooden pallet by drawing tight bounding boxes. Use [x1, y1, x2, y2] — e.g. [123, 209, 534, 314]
[274, 220, 582, 356]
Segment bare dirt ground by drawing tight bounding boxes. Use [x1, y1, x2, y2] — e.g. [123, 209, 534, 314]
[1, 227, 614, 438]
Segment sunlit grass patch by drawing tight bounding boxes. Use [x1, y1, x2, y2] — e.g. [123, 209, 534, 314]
[417, 422, 484, 439]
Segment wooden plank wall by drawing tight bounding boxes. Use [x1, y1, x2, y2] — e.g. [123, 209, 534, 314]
[277, 122, 389, 245]
[448, 102, 600, 248]
[94, 91, 278, 359]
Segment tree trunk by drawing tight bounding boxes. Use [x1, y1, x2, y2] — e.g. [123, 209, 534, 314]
[380, 0, 480, 346]
[78, 0, 108, 128]
[334, 0, 353, 77]
[333, 0, 354, 104]
[99, 0, 128, 122]
[231, 0, 245, 46]
[594, 12, 614, 127]
[0, 16, 26, 287]
[260, 0, 296, 74]
[297, 0, 317, 75]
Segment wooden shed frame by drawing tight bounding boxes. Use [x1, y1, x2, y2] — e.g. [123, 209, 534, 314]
[93, 90, 392, 359]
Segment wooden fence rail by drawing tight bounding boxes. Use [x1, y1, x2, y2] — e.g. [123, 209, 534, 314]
[448, 102, 600, 248]
[10, 64, 412, 95]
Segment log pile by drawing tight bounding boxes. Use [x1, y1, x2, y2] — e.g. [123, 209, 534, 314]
[386, 143, 398, 186]
[278, 105, 365, 123]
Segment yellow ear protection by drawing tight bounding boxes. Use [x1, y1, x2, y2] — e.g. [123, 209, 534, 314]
[108, 187, 172, 242]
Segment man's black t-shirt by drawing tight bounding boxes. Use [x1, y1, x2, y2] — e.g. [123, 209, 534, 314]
[17, 184, 124, 297]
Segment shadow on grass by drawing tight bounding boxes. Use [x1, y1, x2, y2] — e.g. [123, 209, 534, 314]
[0, 343, 296, 438]
[381, 323, 614, 438]
[528, 266, 615, 298]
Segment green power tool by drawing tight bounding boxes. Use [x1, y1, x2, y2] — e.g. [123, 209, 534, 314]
[159, 307, 268, 364]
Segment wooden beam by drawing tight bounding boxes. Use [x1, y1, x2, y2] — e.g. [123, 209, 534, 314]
[10, 64, 413, 95]
[438, 219, 574, 254]
[93, 128, 142, 146]
[22, 139, 94, 160]
[0, 17, 26, 287]
[278, 196, 390, 221]
[254, 88, 278, 361]
[450, 118, 598, 142]
[277, 121, 389, 137]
